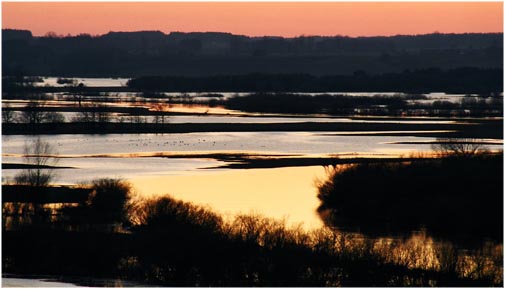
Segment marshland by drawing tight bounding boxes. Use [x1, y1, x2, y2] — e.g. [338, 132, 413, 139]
[2, 74, 503, 286]
[2, 25, 504, 287]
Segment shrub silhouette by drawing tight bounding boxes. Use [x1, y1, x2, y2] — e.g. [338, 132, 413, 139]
[87, 178, 132, 225]
[130, 195, 223, 236]
[4, 192, 502, 286]
[431, 138, 487, 157]
[60, 178, 133, 229]
[122, 196, 501, 286]
[317, 152, 503, 243]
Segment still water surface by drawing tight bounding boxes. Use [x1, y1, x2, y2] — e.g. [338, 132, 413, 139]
[2, 132, 440, 185]
[2, 132, 438, 156]
[4, 131, 502, 228]
[4, 80, 501, 283]
[2, 132, 444, 228]
[130, 166, 327, 228]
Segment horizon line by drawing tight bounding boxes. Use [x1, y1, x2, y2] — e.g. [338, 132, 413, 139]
[4, 27, 504, 39]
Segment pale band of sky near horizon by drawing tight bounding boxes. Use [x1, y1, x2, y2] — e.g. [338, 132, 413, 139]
[2, 2, 503, 37]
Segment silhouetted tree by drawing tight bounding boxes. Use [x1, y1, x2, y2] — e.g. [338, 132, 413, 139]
[87, 178, 132, 225]
[130, 195, 223, 235]
[56, 77, 77, 85]
[18, 100, 65, 125]
[69, 81, 86, 107]
[19, 100, 45, 125]
[2, 103, 16, 124]
[431, 138, 486, 157]
[44, 111, 66, 123]
[73, 103, 111, 123]
[14, 137, 58, 187]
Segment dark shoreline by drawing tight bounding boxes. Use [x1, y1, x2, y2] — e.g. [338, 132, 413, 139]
[3, 120, 503, 139]
[2, 163, 75, 170]
[2, 155, 429, 171]
[317, 153, 504, 244]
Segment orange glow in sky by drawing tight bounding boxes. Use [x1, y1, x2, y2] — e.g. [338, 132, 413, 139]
[2, 2, 503, 37]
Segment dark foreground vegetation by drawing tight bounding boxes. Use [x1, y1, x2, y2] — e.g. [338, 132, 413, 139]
[317, 152, 503, 244]
[3, 152, 504, 286]
[2, 137, 503, 286]
[4, 218, 501, 286]
[3, 192, 502, 287]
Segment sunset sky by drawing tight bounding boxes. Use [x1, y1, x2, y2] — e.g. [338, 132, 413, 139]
[2, 2, 503, 37]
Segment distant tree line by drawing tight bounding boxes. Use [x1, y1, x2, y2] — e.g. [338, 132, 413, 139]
[127, 68, 503, 93]
[220, 92, 503, 116]
[2, 100, 66, 127]
[2, 92, 502, 129]
[3, 29, 502, 76]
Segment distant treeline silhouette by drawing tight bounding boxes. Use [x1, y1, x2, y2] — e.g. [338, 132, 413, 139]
[127, 68, 503, 93]
[3, 29, 502, 76]
[222, 92, 503, 116]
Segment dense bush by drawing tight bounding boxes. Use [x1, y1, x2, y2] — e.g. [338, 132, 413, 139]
[59, 178, 133, 229]
[316, 152, 503, 243]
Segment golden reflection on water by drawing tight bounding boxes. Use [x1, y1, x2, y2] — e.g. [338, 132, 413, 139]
[129, 166, 327, 229]
[378, 232, 503, 284]
[111, 163, 504, 283]
[163, 104, 241, 115]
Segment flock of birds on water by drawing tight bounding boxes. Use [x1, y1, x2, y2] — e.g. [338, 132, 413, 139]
[125, 138, 222, 148]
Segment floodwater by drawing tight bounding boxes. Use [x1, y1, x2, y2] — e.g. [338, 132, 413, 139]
[2, 131, 449, 186]
[6, 130, 499, 228]
[2, 131, 447, 187]
[2, 276, 147, 287]
[130, 166, 327, 228]
[4, 98, 467, 122]
[2, 82, 502, 229]
[34, 77, 130, 87]
[2, 132, 442, 157]
[2, 277, 79, 287]
[3, 109, 463, 124]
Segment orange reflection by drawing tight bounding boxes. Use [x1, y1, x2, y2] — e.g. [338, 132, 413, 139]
[164, 104, 241, 115]
[130, 166, 326, 229]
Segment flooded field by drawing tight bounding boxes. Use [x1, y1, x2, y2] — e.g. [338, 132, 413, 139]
[3, 128, 502, 228]
[0, 132, 429, 227]
[2, 275, 147, 287]
[130, 166, 327, 228]
[3, 81, 503, 229]
[33, 77, 130, 87]
[3, 17, 503, 285]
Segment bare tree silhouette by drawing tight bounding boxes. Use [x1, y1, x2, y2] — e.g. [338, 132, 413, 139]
[19, 100, 46, 125]
[2, 103, 16, 124]
[431, 138, 487, 157]
[14, 137, 58, 187]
